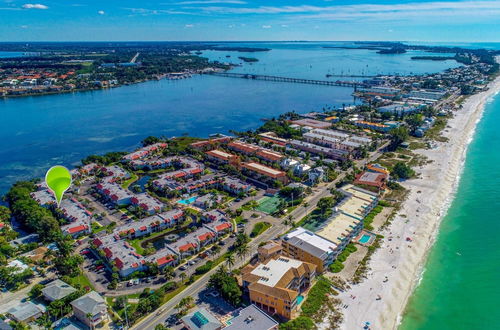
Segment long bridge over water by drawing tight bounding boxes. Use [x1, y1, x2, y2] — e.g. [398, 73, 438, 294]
[207, 72, 367, 90]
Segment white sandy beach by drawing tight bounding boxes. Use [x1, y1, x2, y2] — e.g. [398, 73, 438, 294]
[331, 73, 500, 330]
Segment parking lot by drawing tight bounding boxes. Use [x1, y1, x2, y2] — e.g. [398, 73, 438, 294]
[163, 287, 237, 329]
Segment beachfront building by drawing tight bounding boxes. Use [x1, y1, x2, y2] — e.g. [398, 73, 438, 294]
[354, 171, 388, 191]
[315, 185, 378, 252]
[241, 162, 288, 185]
[241, 256, 316, 320]
[281, 227, 339, 273]
[71, 291, 109, 328]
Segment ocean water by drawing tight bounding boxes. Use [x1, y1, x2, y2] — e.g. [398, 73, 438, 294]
[0, 42, 460, 194]
[400, 92, 500, 329]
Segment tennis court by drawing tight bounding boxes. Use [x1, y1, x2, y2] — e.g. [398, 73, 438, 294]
[256, 195, 282, 214]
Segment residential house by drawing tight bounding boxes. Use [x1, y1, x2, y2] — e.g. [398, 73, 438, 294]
[42, 279, 77, 302]
[7, 302, 46, 323]
[71, 291, 108, 328]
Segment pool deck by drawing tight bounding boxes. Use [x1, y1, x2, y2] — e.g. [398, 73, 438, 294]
[354, 230, 376, 246]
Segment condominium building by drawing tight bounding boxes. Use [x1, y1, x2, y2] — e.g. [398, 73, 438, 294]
[315, 185, 378, 251]
[282, 227, 339, 273]
[205, 149, 240, 165]
[241, 162, 288, 184]
[241, 256, 316, 320]
[122, 142, 168, 161]
[228, 141, 260, 155]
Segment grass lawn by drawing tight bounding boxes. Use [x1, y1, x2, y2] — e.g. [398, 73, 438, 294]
[70, 273, 94, 290]
[128, 219, 192, 255]
[250, 222, 271, 238]
[121, 173, 139, 189]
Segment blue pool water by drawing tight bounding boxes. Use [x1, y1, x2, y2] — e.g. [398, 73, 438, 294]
[296, 295, 304, 305]
[177, 196, 198, 205]
[359, 234, 371, 244]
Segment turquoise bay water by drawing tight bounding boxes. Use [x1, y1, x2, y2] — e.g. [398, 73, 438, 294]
[400, 93, 500, 329]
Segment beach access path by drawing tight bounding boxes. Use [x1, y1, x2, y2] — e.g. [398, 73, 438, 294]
[334, 72, 500, 330]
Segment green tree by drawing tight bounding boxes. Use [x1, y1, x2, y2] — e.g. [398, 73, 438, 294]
[391, 162, 415, 180]
[388, 126, 409, 151]
[280, 316, 316, 330]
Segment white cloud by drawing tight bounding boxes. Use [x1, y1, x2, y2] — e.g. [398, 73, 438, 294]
[20, 25, 28, 29]
[176, 0, 246, 4]
[281, 24, 288, 28]
[262, 25, 272, 29]
[184, 24, 194, 28]
[22, 3, 48, 10]
[191, 1, 500, 23]
[98, 10, 105, 15]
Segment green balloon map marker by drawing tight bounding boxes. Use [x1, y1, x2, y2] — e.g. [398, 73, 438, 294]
[45, 165, 72, 207]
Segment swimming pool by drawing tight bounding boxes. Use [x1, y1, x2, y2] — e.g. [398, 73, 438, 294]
[296, 295, 305, 305]
[359, 234, 372, 244]
[177, 196, 198, 205]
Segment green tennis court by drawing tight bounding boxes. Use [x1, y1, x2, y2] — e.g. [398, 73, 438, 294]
[256, 195, 282, 214]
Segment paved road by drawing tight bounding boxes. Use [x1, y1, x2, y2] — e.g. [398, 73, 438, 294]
[130, 144, 388, 330]
[133, 219, 285, 330]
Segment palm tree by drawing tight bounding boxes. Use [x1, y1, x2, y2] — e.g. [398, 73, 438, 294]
[179, 272, 187, 283]
[236, 244, 249, 261]
[225, 254, 235, 269]
[86, 313, 95, 330]
[282, 215, 294, 229]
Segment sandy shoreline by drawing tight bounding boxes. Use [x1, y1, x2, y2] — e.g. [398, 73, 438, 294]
[332, 73, 500, 330]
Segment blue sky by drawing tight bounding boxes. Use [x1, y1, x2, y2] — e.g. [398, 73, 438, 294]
[1, 0, 499, 41]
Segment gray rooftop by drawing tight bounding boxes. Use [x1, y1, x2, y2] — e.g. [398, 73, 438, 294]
[70, 291, 106, 315]
[181, 308, 222, 330]
[224, 305, 278, 330]
[7, 302, 46, 322]
[42, 279, 77, 301]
